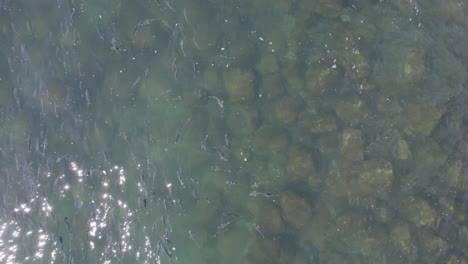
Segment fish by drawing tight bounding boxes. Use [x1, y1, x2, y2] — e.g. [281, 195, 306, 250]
[201, 135, 209, 152]
[180, 39, 186, 57]
[131, 76, 142, 90]
[210, 165, 231, 173]
[95, 25, 105, 40]
[214, 147, 228, 161]
[183, 8, 190, 24]
[59, 236, 64, 250]
[189, 230, 200, 247]
[249, 190, 273, 198]
[191, 190, 199, 200]
[162, 244, 172, 258]
[217, 220, 233, 230]
[174, 131, 181, 143]
[209, 96, 224, 111]
[176, 168, 185, 188]
[174, 117, 191, 143]
[224, 133, 230, 150]
[254, 223, 265, 238]
[165, 1, 176, 12]
[85, 89, 91, 105]
[27, 133, 32, 150]
[64, 217, 71, 232]
[213, 220, 234, 237]
[133, 18, 156, 35]
[222, 212, 240, 218]
[155, 239, 162, 256]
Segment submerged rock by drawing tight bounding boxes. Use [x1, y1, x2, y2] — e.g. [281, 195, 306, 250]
[373, 35, 426, 99]
[299, 203, 332, 252]
[342, 48, 370, 81]
[254, 201, 285, 236]
[223, 68, 256, 103]
[279, 191, 312, 229]
[395, 138, 411, 160]
[357, 160, 394, 197]
[297, 111, 337, 135]
[418, 231, 449, 262]
[245, 237, 281, 264]
[335, 97, 368, 126]
[287, 145, 315, 177]
[218, 225, 251, 264]
[340, 128, 363, 161]
[397, 139, 447, 196]
[272, 95, 303, 126]
[400, 196, 438, 229]
[286, 145, 320, 189]
[304, 63, 342, 98]
[403, 104, 445, 136]
[390, 220, 417, 261]
[259, 73, 285, 101]
[310, 0, 344, 18]
[252, 125, 289, 161]
[225, 104, 259, 137]
[256, 53, 279, 76]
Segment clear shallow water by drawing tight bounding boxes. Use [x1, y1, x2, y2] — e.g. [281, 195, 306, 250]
[0, 0, 467, 263]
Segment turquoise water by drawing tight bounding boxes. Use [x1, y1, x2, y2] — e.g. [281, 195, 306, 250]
[0, 0, 467, 263]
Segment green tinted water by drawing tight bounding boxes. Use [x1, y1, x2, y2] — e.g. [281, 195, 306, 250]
[0, 0, 467, 263]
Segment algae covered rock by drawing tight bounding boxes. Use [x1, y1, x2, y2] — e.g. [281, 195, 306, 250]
[403, 104, 445, 136]
[390, 220, 417, 261]
[370, 200, 396, 223]
[395, 137, 411, 160]
[252, 125, 289, 161]
[445, 254, 468, 264]
[400, 196, 438, 229]
[225, 104, 259, 137]
[217, 225, 250, 264]
[272, 95, 303, 126]
[299, 203, 332, 252]
[329, 160, 393, 206]
[373, 38, 426, 98]
[335, 97, 368, 126]
[398, 139, 447, 195]
[357, 160, 394, 197]
[279, 191, 312, 229]
[402, 49, 425, 84]
[431, 159, 464, 195]
[259, 73, 285, 101]
[286, 145, 320, 189]
[224, 67, 256, 103]
[245, 237, 281, 264]
[418, 231, 449, 261]
[329, 210, 372, 247]
[254, 201, 285, 236]
[342, 48, 370, 81]
[304, 63, 342, 97]
[340, 128, 363, 161]
[256, 53, 279, 75]
[281, 61, 304, 93]
[310, 0, 344, 18]
[297, 111, 337, 135]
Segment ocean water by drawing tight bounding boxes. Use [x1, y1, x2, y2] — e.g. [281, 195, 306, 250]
[0, 0, 467, 263]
